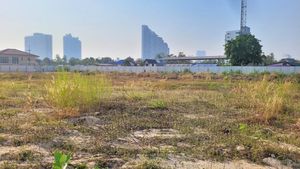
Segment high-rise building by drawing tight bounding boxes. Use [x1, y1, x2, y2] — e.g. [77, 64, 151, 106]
[63, 34, 82, 60]
[225, 30, 240, 42]
[25, 33, 53, 60]
[196, 50, 206, 57]
[142, 25, 169, 60]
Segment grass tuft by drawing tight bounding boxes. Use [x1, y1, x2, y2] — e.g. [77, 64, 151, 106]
[45, 72, 111, 113]
[148, 99, 167, 109]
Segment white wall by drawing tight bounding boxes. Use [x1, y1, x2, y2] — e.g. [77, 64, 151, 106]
[0, 65, 300, 74]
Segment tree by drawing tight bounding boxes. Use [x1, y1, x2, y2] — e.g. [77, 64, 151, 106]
[123, 57, 135, 66]
[225, 34, 263, 66]
[165, 52, 191, 64]
[40, 58, 53, 65]
[54, 55, 67, 65]
[155, 53, 167, 59]
[81, 57, 96, 65]
[96, 57, 114, 64]
[135, 58, 145, 66]
[262, 53, 276, 65]
[69, 58, 81, 66]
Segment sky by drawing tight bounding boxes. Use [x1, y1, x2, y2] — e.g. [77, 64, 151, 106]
[0, 0, 299, 60]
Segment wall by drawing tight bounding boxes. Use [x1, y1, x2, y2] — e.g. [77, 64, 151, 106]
[0, 65, 56, 72]
[0, 65, 300, 74]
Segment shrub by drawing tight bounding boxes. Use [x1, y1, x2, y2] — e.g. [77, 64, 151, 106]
[45, 72, 111, 113]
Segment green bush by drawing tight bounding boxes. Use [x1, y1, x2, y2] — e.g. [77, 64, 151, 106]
[45, 72, 111, 111]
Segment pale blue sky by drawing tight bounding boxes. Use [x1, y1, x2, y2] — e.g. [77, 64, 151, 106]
[0, 0, 299, 59]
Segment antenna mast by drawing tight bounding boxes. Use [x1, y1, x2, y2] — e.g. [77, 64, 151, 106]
[240, 0, 248, 34]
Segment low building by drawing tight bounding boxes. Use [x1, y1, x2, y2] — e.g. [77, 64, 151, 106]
[269, 58, 300, 67]
[144, 59, 158, 66]
[0, 49, 39, 65]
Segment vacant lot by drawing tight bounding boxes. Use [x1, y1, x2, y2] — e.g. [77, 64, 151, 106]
[0, 72, 299, 169]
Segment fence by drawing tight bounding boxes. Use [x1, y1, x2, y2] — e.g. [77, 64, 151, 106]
[0, 65, 56, 72]
[1, 65, 300, 74]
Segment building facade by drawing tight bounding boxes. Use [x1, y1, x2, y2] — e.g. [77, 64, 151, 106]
[63, 34, 82, 60]
[225, 27, 251, 43]
[0, 49, 38, 65]
[142, 25, 169, 60]
[196, 50, 206, 57]
[25, 33, 53, 60]
[225, 30, 240, 42]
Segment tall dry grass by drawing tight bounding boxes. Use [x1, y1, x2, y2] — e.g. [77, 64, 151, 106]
[45, 72, 111, 114]
[233, 76, 295, 122]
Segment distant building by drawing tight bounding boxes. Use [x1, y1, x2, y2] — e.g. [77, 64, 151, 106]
[0, 49, 38, 65]
[63, 34, 82, 60]
[225, 30, 240, 42]
[225, 27, 251, 43]
[25, 33, 53, 60]
[142, 25, 169, 60]
[144, 59, 158, 66]
[196, 50, 206, 57]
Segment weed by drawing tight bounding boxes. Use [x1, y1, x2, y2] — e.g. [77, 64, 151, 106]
[52, 151, 71, 169]
[148, 99, 167, 109]
[238, 123, 248, 133]
[45, 72, 111, 113]
[135, 160, 163, 169]
[18, 150, 35, 162]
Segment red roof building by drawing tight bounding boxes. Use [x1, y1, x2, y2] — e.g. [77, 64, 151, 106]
[0, 49, 39, 65]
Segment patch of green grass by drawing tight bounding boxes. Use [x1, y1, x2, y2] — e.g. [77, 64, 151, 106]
[45, 72, 111, 112]
[148, 99, 167, 109]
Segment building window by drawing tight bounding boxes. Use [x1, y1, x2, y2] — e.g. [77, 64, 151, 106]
[12, 57, 19, 64]
[0, 57, 9, 64]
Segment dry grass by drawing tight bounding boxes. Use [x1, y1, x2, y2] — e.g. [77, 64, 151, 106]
[0, 72, 299, 168]
[232, 76, 295, 122]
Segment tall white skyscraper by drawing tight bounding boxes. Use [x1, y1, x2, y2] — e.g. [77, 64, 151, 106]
[142, 25, 169, 60]
[63, 34, 82, 60]
[25, 33, 53, 60]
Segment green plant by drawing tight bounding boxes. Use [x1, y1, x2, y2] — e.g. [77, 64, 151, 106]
[225, 34, 263, 66]
[148, 99, 167, 109]
[45, 72, 111, 112]
[52, 151, 71, 169]
[238, 123, 248, 133]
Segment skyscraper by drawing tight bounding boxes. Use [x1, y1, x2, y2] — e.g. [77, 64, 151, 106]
[196, 50, 206, 57]
[142, 25, 169, 60]
[25, 33, 53, 60]
[63, 34, 82, 60]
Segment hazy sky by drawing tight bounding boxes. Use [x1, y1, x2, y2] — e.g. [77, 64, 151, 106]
[0, 0, 299, 59]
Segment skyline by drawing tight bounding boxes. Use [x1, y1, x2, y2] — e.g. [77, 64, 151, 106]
[0, 0, 300, 60]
